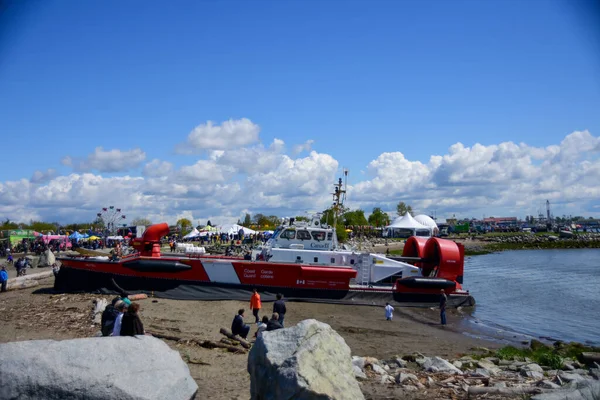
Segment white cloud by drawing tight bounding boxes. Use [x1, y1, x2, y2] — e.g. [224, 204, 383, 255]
[31, 168, 57, 184]
[143, 159, 173, 177]
[2, 129, 600, 225]
[293, 139, 314, 154]
[176, 118, 260, 153]
[62, 147, 146, 173]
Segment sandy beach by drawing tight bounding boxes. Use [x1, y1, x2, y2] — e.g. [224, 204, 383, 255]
[0, 272, 501, 399]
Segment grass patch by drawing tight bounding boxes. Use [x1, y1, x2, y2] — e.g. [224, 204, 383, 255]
[388, 249, 403, 255]
[494, 346, 564, 369]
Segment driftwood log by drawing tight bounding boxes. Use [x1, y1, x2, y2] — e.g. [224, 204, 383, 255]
[91, 298, 108, 324]
[148, 332, 247, 354]
[581, 352, 600, 365]
[6, 280, 39, 291]
[467, 386, 550, 397]
[128, 293, 148, 301]
[8, 271, 54, 283]
[219, 327, 251, 349]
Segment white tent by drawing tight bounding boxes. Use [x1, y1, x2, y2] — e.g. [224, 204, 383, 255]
[384, 212, 433, 238]
[414, 214, 438, 228]
[183, 228, 200, 239]
[218, 224, 256, 236]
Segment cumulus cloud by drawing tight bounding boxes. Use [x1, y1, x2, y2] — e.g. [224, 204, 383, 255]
[31, 168, 57, 184]
[2, 129, 600, 225]
[143, 159, 173, 177]
[293, 139, 314, 154]
[176, 118, 260, 153]
[61, 147, 146, 173]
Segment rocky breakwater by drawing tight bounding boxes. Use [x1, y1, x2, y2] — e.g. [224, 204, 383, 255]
[351, 345, 600, 399]
[482, 232, 600, 250]
[0, 335, 198, 400]
[248, 319, 364, 400]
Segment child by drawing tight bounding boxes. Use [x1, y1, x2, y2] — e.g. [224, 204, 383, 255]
[385, 302, 394, 321]
[255, 315, 269, 338]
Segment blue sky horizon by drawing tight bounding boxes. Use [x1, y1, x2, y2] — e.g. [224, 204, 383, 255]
[1, 0, 599, 225]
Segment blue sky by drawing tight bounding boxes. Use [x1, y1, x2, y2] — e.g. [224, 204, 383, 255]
[0, 0, 599, 224]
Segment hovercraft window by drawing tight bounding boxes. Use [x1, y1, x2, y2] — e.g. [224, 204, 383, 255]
[281, 229, 296, 239]
[311, 231, 326, 241]
[296, 230, 311, 240]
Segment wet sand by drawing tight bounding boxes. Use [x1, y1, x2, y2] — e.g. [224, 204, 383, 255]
[0, 276, 500, 399]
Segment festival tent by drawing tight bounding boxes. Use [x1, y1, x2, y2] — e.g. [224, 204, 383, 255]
[414, 214, 439, 235]
[384, 212, 433, 238]
[69, 232, 85, 241]
[183, 228, 200, 239]
[107, 236, 124, 241]
[218, 224, 256, 236]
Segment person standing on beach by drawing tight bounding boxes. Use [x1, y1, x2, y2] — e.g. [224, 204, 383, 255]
[250, 288, 262, 323]
[273, 293, 286, 326]
[439, 289, 447, 325]
[384, 302, 394, 321]
[0, 266, 8, 292]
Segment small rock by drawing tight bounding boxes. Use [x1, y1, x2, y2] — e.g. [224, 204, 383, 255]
[452, 360, 463, 369]
[589, 368, 600, 380]
[372, 364, 387, 375]
[558, 372, 586, 383]
[423, 356, 462, 374]
[499, 360, 513, 366]
[538, 380, 561, 389]
[353, 365, 367, 380]
[395, 372, 418, 384]
[522, 370, 544, 380]
[484, 357, 500, 365]
[474, 368, 490, 377]
[426, 376, 435, 387]
[493, 382, 507, 388]
[383, 364, 390, 371]
[403, 384, 419, 392]
[563, 362, 576, 371]
[352, 356, 366, 370]
[395, 358, 407, 368]
[521, 363, 544, 373]
[478, 359, 501, 376]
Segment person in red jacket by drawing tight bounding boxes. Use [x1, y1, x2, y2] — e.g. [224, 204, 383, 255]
[250, 288, 262, 324]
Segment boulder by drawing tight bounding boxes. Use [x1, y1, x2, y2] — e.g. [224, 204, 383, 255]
[38, 249, 56, 267]
[372, 364, 387, 375]
[248, 319, 364, 400]
[0, 336, 198, 400]
[352, 365, 367, 380]
[521, 363, 544, 374]
[395, 372, 418, 384]
[531, 380, 600, 400]
[422, 356, 462, 374]
[558, 372, 587, 383]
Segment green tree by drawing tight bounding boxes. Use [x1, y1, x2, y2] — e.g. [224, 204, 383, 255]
[335, 223, 348, 242]
[295, 216, 309, 222]
[396, 201, 413, 216]
[368, 207, 391, 227]
[176, 218, 193, 235]
[343, 209, 368, 226]
[27, 221, 58, 233]
[243, 213, 252, 227]
[0, 218, 19, 230]
[266, 215, 280, 227]
[131, 217, 152, 226]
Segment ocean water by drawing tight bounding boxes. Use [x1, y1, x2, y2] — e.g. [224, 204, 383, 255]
[465, 249, 600, 345]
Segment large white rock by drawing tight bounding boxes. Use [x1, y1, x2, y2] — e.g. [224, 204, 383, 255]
[0, 336, 198, 400]
[248, 319, 364, 400]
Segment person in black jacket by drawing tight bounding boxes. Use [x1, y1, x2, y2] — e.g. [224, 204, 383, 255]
[266, 313, 283, 331]
[273, 293, 287, 327]
[231, 309, 250, 339]
[120, 302, 145, 336]
[101, 297, 120, 336]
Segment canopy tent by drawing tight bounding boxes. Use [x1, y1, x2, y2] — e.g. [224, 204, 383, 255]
[384, 212, 434, 238]
[88, 236, 100, 240]
[183, 228, 200, 239]
[69, 232, 85, 241]
[218, 224, 256, 236]
[201, 225, 218, 232]
[414, 214, 438, 229]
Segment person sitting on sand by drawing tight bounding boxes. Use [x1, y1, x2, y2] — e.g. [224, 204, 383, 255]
[120, 302, 145, 336]
[255, 315, 269, 338]
[101, 297, 121, 336]
[111, 301, 127, 336]
[385, 302, 394, 321]
[231, 309, 250, 339]
[266, 312, 283, 332]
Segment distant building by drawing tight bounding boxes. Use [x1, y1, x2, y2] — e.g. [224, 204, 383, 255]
[483, 217, 518, 226]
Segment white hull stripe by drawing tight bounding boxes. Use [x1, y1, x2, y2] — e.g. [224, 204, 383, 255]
[200, 259, 240, 284]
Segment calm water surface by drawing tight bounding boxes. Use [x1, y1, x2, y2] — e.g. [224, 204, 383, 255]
[465, 249, 600, 345]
